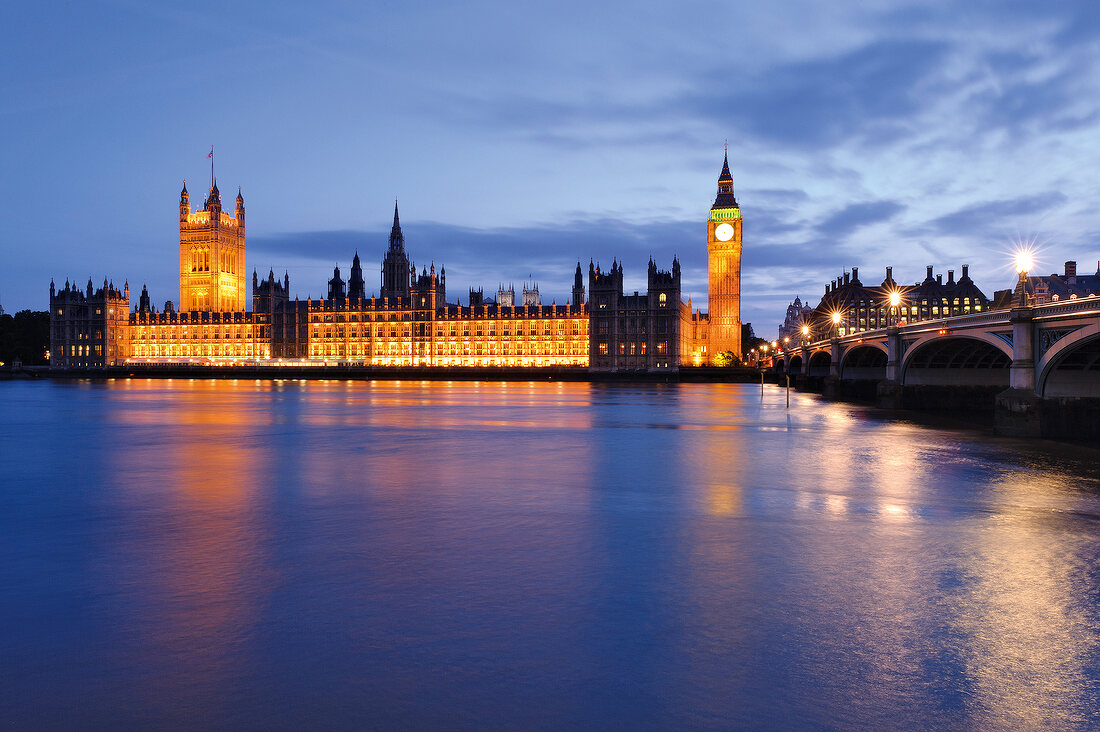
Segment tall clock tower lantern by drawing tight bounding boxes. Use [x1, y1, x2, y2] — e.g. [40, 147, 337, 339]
[707, 150, 743, 362]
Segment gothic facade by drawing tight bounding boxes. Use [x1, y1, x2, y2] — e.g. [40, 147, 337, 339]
[50, 154, 742, 371]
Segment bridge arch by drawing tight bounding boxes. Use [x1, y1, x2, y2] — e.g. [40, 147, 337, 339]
[840, 343, 888, 380]
[900, 335, 1011, 386]
[1037, 323, 1100, 397]
[807, 349, 831, 377]
[788, 354, 803, 374]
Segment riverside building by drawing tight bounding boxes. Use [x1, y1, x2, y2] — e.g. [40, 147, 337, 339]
[50, 154, 743, 371]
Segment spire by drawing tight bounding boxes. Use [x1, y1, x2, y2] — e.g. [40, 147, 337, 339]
[719, 149, 733, 184]
[388, 198, 405, 252]
[712, 148, 739, 210]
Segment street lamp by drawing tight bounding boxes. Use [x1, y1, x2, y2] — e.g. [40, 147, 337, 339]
[1015, 250, 1033, 276]
[888, 290, 900, 327]
[1014, 250, 1034, 306]
[801, 324, 810, 345]
[831, 310, 842, 338]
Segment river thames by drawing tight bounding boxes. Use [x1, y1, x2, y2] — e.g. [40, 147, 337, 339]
[2, 379, 1099, 729]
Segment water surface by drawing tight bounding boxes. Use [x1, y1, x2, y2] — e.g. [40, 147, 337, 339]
[2, 379, 1099, 729]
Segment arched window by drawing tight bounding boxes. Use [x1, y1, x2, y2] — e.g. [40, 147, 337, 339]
[659, 293, 667, 306]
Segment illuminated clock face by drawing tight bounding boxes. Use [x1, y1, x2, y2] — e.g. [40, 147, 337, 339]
[714, 223, 734, 241]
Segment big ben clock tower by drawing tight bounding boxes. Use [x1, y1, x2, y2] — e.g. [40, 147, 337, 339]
[707, 150, 743, 362]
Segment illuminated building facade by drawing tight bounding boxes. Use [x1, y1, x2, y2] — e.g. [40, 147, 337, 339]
[807, 265, 990, 338]
[706, 151, 742, 362]
[179, 181, 246, 312]
[49, 153, 740, 371]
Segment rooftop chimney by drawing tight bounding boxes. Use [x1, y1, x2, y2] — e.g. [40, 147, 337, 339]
[936, 274, 942, 285]
[962, 264, 969, 280]
[1066, 261, 1077, 285]
[926, 265, 934, 280]
[886, 266, 893, 281]
[852, 267, 859, 282]
[948, 269, 955, 284]
[843, 272, 850, 285]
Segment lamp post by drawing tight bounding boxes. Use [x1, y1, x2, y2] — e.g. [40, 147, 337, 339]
[888, 290, 900, 327]
[831, 310, 842, 338]
[1014, 250, 1033, 307]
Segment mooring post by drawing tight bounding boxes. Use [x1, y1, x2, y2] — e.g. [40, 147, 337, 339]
[786, 374, 790, 408]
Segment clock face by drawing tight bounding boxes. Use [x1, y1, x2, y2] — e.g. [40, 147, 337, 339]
[714, 222, 734, 242]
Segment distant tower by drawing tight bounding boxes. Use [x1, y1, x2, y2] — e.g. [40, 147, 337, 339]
[707, 150, 743, 361]
[179, 179, 246, 311]
[572, 262, 585, 307]
[498, 283, 515, 307]
[522, 282, 541, 306]
[380, 200, 411, 302]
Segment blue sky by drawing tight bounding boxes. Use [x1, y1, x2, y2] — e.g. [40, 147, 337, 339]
[4, 1, 1100, 333]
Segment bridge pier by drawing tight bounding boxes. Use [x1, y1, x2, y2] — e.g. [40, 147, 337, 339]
[995, 305, 1042, 437]
[875, 325, 904, 409]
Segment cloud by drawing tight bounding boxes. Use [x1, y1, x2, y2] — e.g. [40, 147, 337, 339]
[689, 40, 950, 149]
[924, 192, 1069, 237]
[816, 200, 906, 239]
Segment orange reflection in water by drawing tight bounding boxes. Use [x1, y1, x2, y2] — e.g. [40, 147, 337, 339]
[101, 378, 273, 704]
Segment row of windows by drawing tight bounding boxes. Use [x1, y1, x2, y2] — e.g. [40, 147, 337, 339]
[597, 340, 669, 356]
[310, 342, 586, 357]
[188, 247, 240, 274]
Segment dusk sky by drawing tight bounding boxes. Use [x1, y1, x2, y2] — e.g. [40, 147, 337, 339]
[4, 1, 1100, 333]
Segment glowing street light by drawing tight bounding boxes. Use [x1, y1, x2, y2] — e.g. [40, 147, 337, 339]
[1015, 250, 1033, 275]
[887, 290, 901, 327]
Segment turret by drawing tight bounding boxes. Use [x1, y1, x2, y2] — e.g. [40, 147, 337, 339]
[205, 181, 221, 212]
[572, 261, 585, 307]
[349, 251, 366, 301]
[235, 187, 245, 224]
[138, 284, 151, 313]
[180, 181, 190, 223]
[328, 264, 346, 303]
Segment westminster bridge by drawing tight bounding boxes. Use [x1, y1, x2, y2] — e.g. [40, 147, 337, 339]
[770, 295, 1100, 440]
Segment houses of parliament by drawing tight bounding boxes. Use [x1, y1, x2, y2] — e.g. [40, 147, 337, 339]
[49, 154, 743, 372]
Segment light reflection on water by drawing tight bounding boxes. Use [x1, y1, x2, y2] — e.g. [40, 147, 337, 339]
[1, 379, 1099, 729]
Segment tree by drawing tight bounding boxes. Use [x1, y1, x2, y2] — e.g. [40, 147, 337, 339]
[714, 350, 740, 367]
[0, 311, 50, 366]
